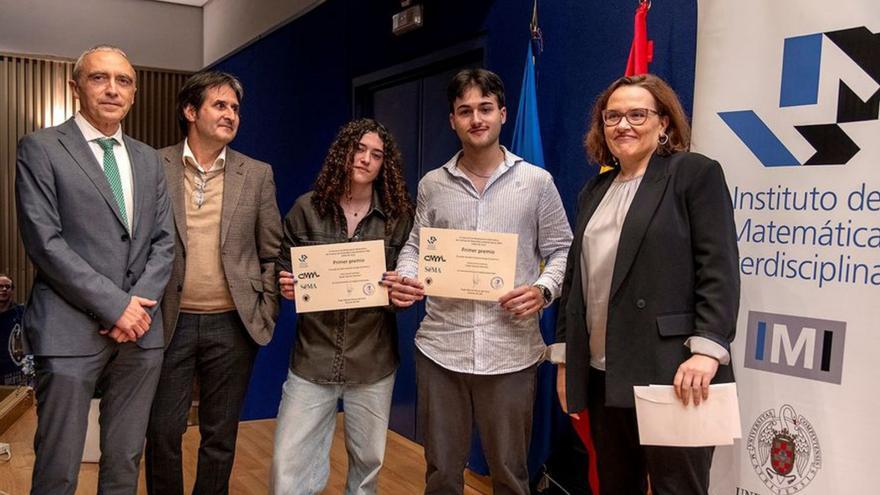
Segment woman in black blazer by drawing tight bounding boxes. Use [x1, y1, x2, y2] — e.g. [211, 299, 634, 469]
[553, 74, 740, 494]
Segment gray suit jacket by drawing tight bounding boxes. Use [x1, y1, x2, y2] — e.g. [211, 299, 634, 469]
[159, 142, 282, 347]
[15, 118, 175, 356]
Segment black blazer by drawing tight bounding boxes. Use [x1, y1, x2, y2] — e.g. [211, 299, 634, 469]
[557, 151, 740, 410]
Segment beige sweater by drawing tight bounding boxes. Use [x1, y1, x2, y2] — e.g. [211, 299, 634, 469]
[179, 163, 235, 313]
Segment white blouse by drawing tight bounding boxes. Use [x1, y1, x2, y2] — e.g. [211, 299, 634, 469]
[581, 174, 644, 370]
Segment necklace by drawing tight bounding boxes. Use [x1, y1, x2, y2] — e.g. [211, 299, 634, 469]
[342, 194, 370, 217]
[458, 160, 493, 179]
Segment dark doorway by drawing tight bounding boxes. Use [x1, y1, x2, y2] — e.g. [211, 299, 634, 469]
[352, 43, 483, 441]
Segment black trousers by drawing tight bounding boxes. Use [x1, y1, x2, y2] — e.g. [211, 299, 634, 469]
[415, 348, 537, 495]
[587, 367, 714, 495]
[145, 312, 258, 495]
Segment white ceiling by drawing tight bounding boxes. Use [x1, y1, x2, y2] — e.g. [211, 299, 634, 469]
[150, 0, 211, 7]
[144, 0, 326, 66]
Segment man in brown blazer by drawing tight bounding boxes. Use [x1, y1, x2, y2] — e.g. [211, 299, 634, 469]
[144, 71, 282, 495]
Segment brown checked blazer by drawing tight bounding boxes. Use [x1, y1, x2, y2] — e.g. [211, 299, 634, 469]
[159, 142, 283, 347]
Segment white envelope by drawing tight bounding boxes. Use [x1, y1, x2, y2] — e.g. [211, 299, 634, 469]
[633, 383, 742, 447]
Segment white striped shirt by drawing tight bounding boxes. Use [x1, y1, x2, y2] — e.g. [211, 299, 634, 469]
[396, 148, 573, 374]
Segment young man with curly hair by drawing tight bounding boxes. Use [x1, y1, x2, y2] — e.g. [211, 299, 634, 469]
[271, 118, 414, 495]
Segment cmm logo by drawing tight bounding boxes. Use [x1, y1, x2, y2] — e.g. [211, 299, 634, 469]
[747, 404, 821, 495]
[744, 311, 846, 384]
[720, 27, 879, 166]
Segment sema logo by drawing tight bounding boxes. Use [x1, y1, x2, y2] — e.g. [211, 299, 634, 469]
[720, 27, 879, 166]
[744, 311, 846, 384]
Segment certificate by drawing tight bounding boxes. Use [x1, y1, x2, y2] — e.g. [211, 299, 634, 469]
[290, 240, 388, 313]
[418, 227, 518, 301]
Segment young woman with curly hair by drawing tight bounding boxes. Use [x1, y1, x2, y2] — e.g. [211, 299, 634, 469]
[271, 119, 414, 495]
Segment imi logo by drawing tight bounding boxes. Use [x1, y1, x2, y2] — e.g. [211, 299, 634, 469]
[744, 311, 846, 384]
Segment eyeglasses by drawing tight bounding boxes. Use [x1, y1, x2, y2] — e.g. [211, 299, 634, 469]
[602, 108, 660, 126]
[0, 284, 12, 290]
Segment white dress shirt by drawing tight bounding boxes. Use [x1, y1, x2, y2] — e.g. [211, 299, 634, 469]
[74, 112, 134, 229]
[182, 138, 227, 172]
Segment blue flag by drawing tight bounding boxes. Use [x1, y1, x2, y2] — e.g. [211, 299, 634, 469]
[511, 36, 561, 481]
[511, 41, 545, 168]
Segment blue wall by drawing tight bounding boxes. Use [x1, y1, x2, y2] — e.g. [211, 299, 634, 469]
[215, 0, 699, 420]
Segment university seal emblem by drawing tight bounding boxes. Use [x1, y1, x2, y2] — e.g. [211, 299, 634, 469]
[747, 404, 821, 494]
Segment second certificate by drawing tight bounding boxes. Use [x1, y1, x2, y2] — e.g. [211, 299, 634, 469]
[290, 239, 388, 313]
[418, 227, 518, 301]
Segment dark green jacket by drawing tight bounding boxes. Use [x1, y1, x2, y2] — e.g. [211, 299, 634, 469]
[277, 190, 413, 384]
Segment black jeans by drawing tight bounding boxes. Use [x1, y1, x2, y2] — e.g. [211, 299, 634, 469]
[587, 367, 714, 495]
[145, 312, 258, 495]
[415, 348, 537, 495]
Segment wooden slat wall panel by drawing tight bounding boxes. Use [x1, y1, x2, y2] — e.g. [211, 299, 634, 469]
[0, 52, 190, 297]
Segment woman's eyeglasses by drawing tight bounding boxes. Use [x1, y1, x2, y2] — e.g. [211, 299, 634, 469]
[602, 108, 660, 126]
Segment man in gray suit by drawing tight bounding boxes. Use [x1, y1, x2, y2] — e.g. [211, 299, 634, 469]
[144, 71, 282, 494]
[15, 45, 174, 494]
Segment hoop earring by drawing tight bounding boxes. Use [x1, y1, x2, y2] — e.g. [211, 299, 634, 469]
[658, 133, 669, 146]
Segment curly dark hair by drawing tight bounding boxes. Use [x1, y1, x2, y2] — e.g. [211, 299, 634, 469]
[311, 119, 413, 226]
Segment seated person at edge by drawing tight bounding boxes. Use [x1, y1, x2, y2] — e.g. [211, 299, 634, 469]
[553, 74, 740, 495]
[0, 273, 27, 385]
[271, 118, 414, 495]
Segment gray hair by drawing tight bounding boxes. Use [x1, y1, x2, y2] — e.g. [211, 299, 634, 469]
[72, 45, 132, 83]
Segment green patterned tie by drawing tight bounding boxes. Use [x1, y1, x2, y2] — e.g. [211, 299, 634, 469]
[95, 137, 129, 231]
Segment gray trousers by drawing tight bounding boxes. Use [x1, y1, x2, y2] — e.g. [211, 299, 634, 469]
[145, 312, 258, 495]
[415, 349, 537, 495]
[31, 342, 163, 495]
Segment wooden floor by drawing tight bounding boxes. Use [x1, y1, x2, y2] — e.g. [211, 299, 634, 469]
[0, 407, 491, 494]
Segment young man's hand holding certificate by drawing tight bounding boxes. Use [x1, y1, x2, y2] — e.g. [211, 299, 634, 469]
[417, 227, 518, 301]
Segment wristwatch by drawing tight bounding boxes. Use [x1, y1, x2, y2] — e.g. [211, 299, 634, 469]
[534, 284, 552, 305]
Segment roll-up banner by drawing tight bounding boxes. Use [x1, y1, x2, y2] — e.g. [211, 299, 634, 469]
[692, 1, 879, 493]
